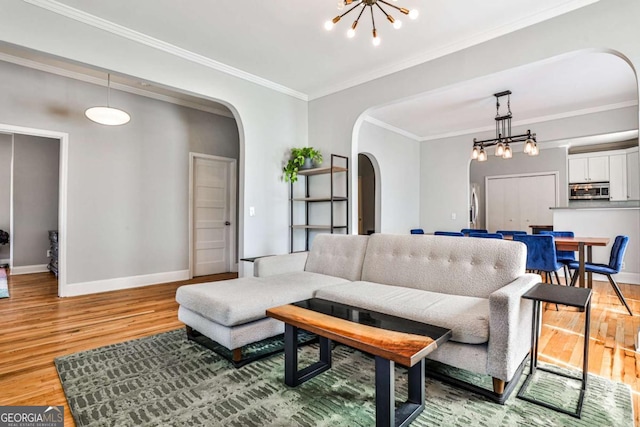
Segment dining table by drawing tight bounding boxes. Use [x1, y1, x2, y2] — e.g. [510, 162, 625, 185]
[550, 236, 610, 289]
[500, 234, 610, 288]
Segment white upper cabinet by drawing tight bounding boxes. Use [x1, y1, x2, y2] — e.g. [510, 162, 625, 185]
[627, 149, 640, 200]
[568, 154, 609, 183]
[609, 154, 627, 201]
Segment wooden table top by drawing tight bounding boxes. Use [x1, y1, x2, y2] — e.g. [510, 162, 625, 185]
[553, 236, 610, 251]
[267, 299, 451, 367]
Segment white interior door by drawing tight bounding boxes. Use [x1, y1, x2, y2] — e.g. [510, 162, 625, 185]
[486, 173, 557, 232]
[193, 157, 232, 276]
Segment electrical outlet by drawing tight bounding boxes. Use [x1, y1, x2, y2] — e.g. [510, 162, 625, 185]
[451, 213, 457, 220]
[249, 206, 256, 217]
[622, 262, 626, 270]
[46, 249, 51, 258]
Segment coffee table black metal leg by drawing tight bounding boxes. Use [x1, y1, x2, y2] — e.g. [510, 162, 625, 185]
[375, 356, 425, 427]
[375, 356, 395, 427]
[285, 324, 332, 387]
[284, 323, 298, 387]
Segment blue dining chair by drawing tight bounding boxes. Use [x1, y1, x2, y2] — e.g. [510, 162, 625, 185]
[410, 229, 424, 234]
[496, 230, 527, 237]
[469, 232, 503, 239]
[513, 234, 563, 285]
[434, 231, 464, 237]
[540, 230, 575, 284]
[568, 235, 632, 315]
[461, 228, 487, 235]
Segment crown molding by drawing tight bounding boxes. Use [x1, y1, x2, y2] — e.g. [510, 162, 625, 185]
[363, 116, 421, 141]
[308, 0, 599, 100]
[0, 51, 235, 118]
[22, 0, 308, 101]
[418, 100, 638, 142]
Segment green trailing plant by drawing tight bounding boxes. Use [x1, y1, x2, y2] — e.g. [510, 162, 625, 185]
[283, 147, 323, 183]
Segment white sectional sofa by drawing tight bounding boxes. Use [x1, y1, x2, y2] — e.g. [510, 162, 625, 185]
[176, 233, 540, 402]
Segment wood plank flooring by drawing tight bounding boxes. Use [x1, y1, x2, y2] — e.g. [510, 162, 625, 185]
[1, 272, 639, 426]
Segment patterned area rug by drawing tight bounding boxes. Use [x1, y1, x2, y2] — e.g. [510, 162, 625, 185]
[55, 330, 633, 427]
[0, 268, 8, 298]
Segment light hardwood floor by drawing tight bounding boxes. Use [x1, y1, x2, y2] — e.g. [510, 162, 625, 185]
[0, 272, 638, 426]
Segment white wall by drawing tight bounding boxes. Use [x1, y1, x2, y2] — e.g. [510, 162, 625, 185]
[12, 134, 59, 268]
[553, 208, 640, 284]
[358, 122, 420, 234]
[0, 134, 11, 261]
[1, 1, 308, 286]
[309, 0, 639, 242]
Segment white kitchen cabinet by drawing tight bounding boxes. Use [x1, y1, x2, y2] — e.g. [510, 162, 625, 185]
[568, 158, 588, 183]
[609, 154, 628, 201]
[568, 154, 609, 183]
[627, 149, 639, 201]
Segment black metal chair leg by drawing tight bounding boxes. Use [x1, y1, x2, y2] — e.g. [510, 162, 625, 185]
[554, 271, 562, 286]
[563, 265, 571, 285]
[569, 269, 579, 287]
[607, 274, 633, 315]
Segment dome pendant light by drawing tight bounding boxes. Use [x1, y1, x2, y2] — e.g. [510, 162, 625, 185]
[85, 74, 131, 126]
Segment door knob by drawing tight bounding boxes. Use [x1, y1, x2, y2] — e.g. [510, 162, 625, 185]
[225, 221, 231, 226]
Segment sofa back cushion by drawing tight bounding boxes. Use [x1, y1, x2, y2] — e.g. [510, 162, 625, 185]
[305, 234, 369, 281]
[361, 234, 526, 298]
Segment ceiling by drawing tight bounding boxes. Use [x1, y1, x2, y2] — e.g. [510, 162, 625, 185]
[30, 0, 600, 100]
[7, 0, 637, 146]
[368, 51, 639, 141]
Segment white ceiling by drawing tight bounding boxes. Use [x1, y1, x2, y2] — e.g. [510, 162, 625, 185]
[36, 0, 600, 99]
[368, 51, 639, 141]
[11, 0, 637, 145]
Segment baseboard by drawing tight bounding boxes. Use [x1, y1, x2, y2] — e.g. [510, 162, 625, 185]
[0, 258, 9, 265]
[612, 272, 640, 286]
[10, 264, 49, 275]
[62, 269, 190, 297]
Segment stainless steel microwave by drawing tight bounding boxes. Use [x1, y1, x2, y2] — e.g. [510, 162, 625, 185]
[569, 182, 610, 200]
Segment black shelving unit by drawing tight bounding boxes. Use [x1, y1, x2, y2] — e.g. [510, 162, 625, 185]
[289, 154, 349, 252]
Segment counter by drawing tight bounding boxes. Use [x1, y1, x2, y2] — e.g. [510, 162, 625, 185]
[552, 200, 640, 210]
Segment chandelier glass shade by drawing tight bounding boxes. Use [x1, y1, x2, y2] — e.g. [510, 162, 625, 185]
[471, 90, 537, 162]
[85, 74, 131, 126]
[325, 0, 418, 46]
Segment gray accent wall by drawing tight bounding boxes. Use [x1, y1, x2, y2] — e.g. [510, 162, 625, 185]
[0, 134, 11, 260]
[358, 154, 375, 234]
[469, 147, 568, 229]
[0, 60, 239, 284]
[13, 135, 59, 267]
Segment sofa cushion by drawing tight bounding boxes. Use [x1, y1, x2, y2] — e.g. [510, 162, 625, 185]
[305, 234, 369, 281]
[361, 234, 526, 298]
[315, 281, 490, 344]
[176, 272, 349, 327]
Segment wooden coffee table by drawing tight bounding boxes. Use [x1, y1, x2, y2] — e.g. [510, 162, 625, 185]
[266, 298, 452, 427]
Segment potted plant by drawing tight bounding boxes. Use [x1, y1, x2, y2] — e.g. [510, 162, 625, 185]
[283, 147, 323, 182]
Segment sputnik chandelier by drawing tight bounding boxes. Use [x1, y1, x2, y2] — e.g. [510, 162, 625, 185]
[324, 0, 419, 46]
[471, 90, 538, 162]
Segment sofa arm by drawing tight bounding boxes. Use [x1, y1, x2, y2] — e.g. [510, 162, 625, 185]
[253, 252, 309, 277]
[487, 273, 541, 382]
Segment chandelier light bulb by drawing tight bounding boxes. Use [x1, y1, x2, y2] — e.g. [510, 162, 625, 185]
[530, 144, 539, 156]
[324, 20, 335, 31]
[495, 142, 504, 157]
[393, 20, 402, 29]
[523, 139, 533, 154]
[502, 145, 513, 159]
[372, 29, 381, 46]
[347, 28, 356, 38]
[471, 146, 479, 160]
[409, 9, 419, 20]
[478, 148, 488, 162]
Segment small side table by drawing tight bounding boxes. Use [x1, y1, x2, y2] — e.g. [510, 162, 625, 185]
[518, 283, 592, 418]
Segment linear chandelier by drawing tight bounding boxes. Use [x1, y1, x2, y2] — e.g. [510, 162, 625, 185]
[471, 90, 538, 162]
[324, 0, 419, 46]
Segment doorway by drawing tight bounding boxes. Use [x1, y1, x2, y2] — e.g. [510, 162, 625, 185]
[189, 153, 237, 277]
[358, 154, 376, 235]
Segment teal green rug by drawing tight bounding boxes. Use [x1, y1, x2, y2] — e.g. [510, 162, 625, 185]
[55, 329, 633, 426]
